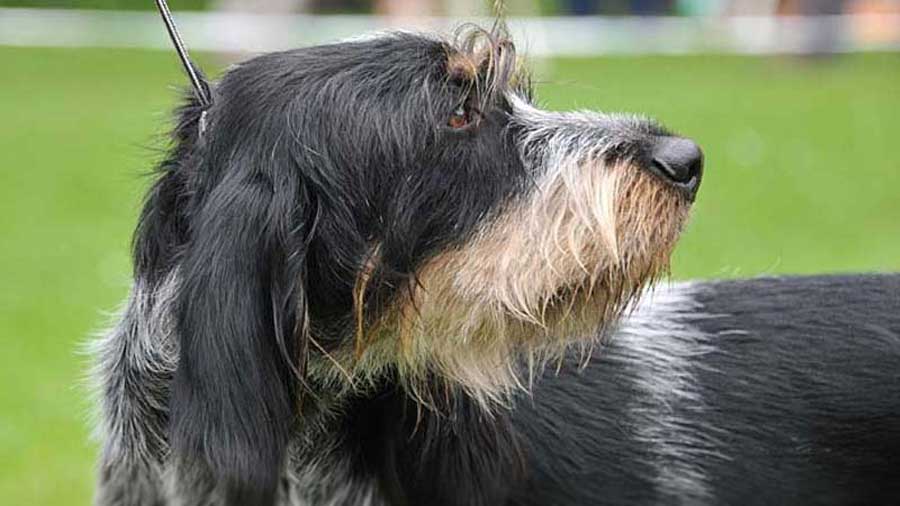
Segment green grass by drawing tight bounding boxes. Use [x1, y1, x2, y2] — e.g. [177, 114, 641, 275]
[1, 46, 898, 505]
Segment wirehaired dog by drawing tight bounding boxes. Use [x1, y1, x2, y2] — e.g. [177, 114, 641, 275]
[92, 27, 900, 506]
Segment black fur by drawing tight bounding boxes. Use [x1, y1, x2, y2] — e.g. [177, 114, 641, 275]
[339, 384, 524, 506]
[134, 33, 530, 504]
[97, 28, 900, 506]
[510, 275, 900, 506]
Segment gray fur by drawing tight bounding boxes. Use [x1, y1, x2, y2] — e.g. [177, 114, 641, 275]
[92, 273, 179, 505]
[281, 436, 382, 506]
[609, 283, 727, 503]
[93, 273, 383, 506]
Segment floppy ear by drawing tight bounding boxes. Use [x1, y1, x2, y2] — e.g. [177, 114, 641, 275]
[170, 161, 310, 505]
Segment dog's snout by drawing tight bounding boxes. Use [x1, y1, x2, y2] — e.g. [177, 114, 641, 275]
[648, 136, 704, 199]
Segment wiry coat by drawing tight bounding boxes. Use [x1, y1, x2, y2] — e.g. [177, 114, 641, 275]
[92, 29, 900, 506]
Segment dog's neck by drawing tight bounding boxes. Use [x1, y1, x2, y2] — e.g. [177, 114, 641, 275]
[288, 371, 524, 505]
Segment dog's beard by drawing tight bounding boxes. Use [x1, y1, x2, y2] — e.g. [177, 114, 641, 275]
[337, 146, 691, 408]
[304, 96, 693, 408]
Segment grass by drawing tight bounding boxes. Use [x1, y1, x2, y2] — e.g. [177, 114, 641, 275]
[1, 46, 897, 504]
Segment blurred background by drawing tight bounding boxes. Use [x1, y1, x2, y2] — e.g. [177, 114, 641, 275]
[1, 0, 898, 503]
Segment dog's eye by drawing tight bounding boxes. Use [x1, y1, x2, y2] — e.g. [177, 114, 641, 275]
[449, 104, 471, 129]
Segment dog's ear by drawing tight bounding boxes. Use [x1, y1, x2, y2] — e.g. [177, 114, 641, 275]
[170, 155, 311, 504]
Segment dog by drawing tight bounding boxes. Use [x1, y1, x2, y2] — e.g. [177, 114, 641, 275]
[92, 27, 900, 506]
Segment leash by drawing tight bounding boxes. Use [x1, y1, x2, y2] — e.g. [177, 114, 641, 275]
[154, 0, 211, 134]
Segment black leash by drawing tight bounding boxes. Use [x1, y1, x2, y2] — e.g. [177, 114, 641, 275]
[154, 0, 212, 133]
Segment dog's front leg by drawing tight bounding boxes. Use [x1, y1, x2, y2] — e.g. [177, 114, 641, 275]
[93, 279, 178, 506]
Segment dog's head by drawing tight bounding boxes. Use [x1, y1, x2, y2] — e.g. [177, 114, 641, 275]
[148, 28, 703, 403]
[145, 27, 701, 500]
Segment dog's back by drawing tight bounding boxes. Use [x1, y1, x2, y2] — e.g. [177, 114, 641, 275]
[512, 274, 900, 505]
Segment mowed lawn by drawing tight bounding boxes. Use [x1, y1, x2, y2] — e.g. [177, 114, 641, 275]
[1, 46, 898, 504]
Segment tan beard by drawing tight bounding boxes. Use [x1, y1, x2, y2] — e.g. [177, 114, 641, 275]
[337, 156, 691, 408]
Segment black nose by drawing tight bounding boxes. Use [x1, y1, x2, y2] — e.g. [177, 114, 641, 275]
[648, 136, 704, 199]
